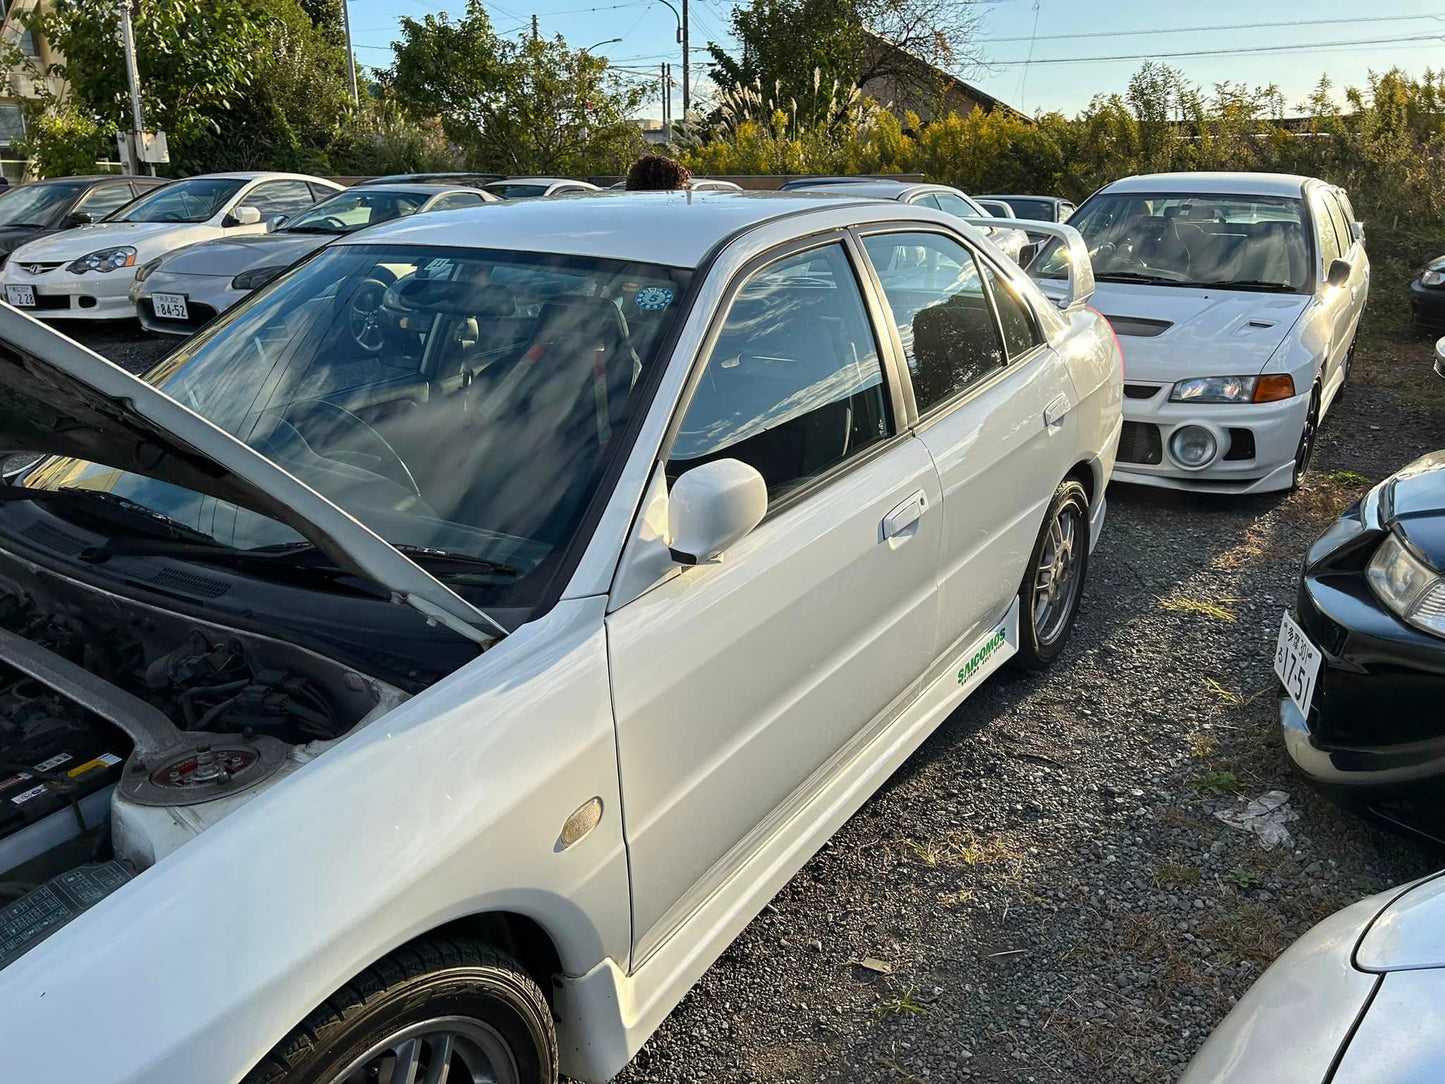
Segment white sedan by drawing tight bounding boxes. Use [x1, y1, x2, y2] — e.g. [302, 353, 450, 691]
[1033, 171, 1369, 492]
[1, 171, 342, 320]
[1183, 872, 1445, 1083]
[0, 191, 1120, 1082]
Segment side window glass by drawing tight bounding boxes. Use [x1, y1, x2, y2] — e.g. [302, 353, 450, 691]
[431, 192, 483, 210]
[1313, 194, 1342, 267]
[309, 182, 338, 202]
[911, 193, 941, 210]
[1326, 192, 1353, 253]
[982, 264, 1040, 357]
[668, 243, 893, 501]
[245, 181, 317, 217]
[76, 185, 135, 219]
[861, 231, 1007, 412]
[934, 193, 975, 219]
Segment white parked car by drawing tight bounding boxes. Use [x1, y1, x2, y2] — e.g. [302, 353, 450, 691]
[0, 192, 1119, 1083]
[1032, 171, 1369, 492]
[0, 171, 343, 320]
[482, 177, 601, 199]
[1183, 872, 1445, 1083]
[785, 179, 1032, 264]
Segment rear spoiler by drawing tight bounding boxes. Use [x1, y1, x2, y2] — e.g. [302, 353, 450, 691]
[985, 219, 1094, 311]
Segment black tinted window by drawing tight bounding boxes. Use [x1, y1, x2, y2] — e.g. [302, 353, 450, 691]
[862, 231, 1006, 412]
[982, 263, 1040, 357]
[669, 243, 892, 500]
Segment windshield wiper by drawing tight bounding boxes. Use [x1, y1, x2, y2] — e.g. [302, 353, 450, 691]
[283, 225, 346, 234]
[1179, 279, 1297, 292]
[1095, 271, 1187, 285]
[0, 485, 220, 544]
[388, 544, 521, 579]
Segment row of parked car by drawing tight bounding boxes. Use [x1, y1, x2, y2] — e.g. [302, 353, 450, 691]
[0, 164, 1436, 1082]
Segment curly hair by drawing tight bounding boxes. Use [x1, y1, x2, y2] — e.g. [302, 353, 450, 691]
[625, 154, 692, 191]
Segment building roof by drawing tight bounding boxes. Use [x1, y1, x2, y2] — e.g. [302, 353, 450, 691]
[1102, 172, 1318, 198]
[860, 29, 1019, 118]
[337, 189, 890, 268]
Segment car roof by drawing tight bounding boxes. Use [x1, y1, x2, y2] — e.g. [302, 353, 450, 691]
[979, 194, 1066, 203]
[358, 173, 504, 185]
[333, 183, 490, 197]
[335, 189, 888, 267]
[791, 181, 932, 200]
[183, 171, 339, 184]
[485, 177, 591, 186]
[1098, 172, 1315, 198]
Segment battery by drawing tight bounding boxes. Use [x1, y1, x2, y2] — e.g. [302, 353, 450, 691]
[0, 860, 132, 970]
[0, 730, 124, 842]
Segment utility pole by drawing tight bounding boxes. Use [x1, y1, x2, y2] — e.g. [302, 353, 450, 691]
[339, 0, 359, 106]
[660, 63, 670, 141]
[115, 1, 154, 176]
[531, 14, 539, 40]
[680, 0, 689, 117]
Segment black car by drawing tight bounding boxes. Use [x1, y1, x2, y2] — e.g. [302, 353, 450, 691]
[1278, 451, 1445, 804]
[0, 175, 167, 264]
[1411, 255, 1445, 333]
[976, 194, 1077, 222]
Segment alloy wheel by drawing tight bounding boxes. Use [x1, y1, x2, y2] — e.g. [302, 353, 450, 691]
[326, 1016, 521, 1084]
[1032, 501, 1083, 646]
[1293, 386, 1321, 487]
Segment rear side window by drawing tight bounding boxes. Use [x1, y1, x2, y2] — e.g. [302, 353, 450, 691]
[668, 243, 893, 500]
[861, 230, 1006, 412]
[75, 184, 136, 219]
[1312, 192, 1343, 267]
[1325, 192, 1353, 252]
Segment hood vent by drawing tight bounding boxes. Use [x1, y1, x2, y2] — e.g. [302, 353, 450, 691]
[1102, 315, 1171, 337]
[1247, 319, 1276, 329]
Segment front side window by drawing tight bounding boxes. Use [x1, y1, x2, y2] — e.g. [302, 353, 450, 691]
[114, 178, 245, 223]
[285, 190, 430, 234]
[26, 245, 692, 607]
[934, 192, 982, 219]
[668, 243, 892, 500]
[244, 180, 317, 218]
[1036, 192, 1311, 293]
[982, 263, 1040, 357]
[862, 231, 1006, 412]
[1325, 191, 1353, 254]
[1312, 192, 1342, 268]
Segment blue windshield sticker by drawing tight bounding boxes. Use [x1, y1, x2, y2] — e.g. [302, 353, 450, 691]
[634, 287, 674, 311]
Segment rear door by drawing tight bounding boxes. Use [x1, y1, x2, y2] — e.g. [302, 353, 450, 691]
[856, 226, 1076, 659]
[1309, 187, 1355, 393]
[1325, 188, 1367, 343]
[607, 236, 943, 962]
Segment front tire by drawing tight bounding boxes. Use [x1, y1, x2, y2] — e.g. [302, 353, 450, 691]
[244, 938, 557, 1084]
[1290, 383, 1322, 491]
[1015, 478, 1090, 670]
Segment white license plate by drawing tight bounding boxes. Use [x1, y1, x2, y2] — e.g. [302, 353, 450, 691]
[5, 284, 34, 307]
[152, 292, 189, 320]
[1274, 612, 1322, 718]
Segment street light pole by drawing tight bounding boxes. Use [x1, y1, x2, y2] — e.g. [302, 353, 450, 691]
[115, 0, 153, 176]
[681, 0, 689, 117]
[339, 0, 359, 106]
[578, 39, 619, 177]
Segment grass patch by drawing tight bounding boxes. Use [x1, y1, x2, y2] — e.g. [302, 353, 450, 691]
[1194, 770, 1243, 797]
[1189, 731, 1218, 758]
[1160, 596, 1237, 622]
[1152, 860, 1200, 889]
[1199, 907, 1292, 965]
[1224, 867, 1260, 890]
[876, 985, 930, 1017]
[1327, 470, 1371, 488]
[1205, 678, 1269, 708]
[1214, 519, 1292, 569]
[903, 839, 942, 867]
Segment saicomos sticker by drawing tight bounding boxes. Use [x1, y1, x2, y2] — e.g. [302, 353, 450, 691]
[958, 625, 1008, 686]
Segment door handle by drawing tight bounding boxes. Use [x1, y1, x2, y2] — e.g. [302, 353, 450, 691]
[882, 490, 927, 540]
[1043, 394, 1070, 430]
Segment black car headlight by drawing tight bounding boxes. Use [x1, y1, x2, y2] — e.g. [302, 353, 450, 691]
[1421, 257, 1445, 287]
[67, 246, 137, 274]
[231, 265, 286, 291]
[1366, 532, 1445, 637]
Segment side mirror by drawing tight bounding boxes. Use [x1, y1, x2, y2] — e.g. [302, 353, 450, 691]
[667, 458, 767, 566]
[1327, 257, 1351, 288]
[67, 211, 94, 227]
[228, 205, 262, 227]
[1350, 221, 1365, 243]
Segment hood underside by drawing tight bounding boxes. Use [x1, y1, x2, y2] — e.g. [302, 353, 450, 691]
[0, 304, 502, 644]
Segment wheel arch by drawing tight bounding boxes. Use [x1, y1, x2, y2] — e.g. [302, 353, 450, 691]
[1065, 458, 1098, 507]
[418, 910, 566, 1006]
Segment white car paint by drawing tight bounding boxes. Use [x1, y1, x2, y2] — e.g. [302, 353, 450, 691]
[1036, 171, 1369, 493]
[1182, 872, 1445, 1083]
[1, 172, 342, 320]
[0, 192, 1121, 1082]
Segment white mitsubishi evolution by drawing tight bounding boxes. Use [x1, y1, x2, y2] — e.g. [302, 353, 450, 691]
[0, 192, 1120, 1083]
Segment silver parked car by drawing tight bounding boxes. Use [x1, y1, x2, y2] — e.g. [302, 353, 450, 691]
[132, 183, 499, 335]
[1183, 871, 1445, 1082]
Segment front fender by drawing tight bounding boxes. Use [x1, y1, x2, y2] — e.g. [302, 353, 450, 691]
[0, 595, 627, 1084]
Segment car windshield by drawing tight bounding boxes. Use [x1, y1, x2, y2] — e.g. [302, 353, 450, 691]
[24, 244, 691, 605]
[484, 183, 548, 199]
[0, 183, 78, 228]
[285, 191, 430, 234]
[112, 178, 244, 223]
[1033, 192, 1311, 292]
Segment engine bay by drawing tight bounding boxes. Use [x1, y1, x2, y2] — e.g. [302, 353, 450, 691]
[0, 549, 405, 968]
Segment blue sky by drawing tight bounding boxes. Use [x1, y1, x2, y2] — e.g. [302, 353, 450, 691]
[345, 0, 1445, 120]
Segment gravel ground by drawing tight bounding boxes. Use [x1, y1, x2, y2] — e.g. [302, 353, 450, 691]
[71, 314, 1444, 1083]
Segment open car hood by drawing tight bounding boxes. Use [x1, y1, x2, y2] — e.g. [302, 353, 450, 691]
[0, 304, 504, 645]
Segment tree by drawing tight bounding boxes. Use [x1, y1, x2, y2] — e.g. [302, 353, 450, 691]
[390, 8, 647, 175]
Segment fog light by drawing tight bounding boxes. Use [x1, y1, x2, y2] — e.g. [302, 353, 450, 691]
[1169, 425, 1217, 468]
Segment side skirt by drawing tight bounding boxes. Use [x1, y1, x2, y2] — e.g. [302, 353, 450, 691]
[554, 600, 1020, 1081]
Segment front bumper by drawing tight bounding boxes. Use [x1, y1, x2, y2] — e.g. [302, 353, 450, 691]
[1, 264, 136, 320]
[1280, 513, 1445, 792]
[131, 269, 241, 336]
[1410, 280, 1445, 333]
[1110, 383, 1308, 494]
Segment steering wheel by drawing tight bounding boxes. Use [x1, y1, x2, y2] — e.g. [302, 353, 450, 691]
[348, 277, 391, 354]
[285, 399, 421, 497]
[311, 215, 349, 230]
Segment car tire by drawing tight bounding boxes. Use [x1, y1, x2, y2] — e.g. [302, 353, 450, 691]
[1337, 333, 1358, 398]
[1015, 478, 1090, 671]
[243, 937, 557, 1084]
[1290, 383, 1322, 491]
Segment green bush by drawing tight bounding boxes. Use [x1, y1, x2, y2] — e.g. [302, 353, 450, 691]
[15, 108, 113, 178]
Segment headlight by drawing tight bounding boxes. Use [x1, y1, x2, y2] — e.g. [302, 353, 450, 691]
[67, 246, 137, 274]
[133, 257, 162, 284]
[1169, 374, 1295, 403]
[1366, 532, 1445, 638]
[231, 265, 285, 291]
[1423, 270, 1445, 287]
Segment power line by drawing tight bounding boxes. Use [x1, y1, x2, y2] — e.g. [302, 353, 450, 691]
[983, 31, 1445, 67]
[977, 11, 1445, 44]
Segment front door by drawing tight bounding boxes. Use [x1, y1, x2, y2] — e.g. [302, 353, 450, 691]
[607, 239, 943, 962]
